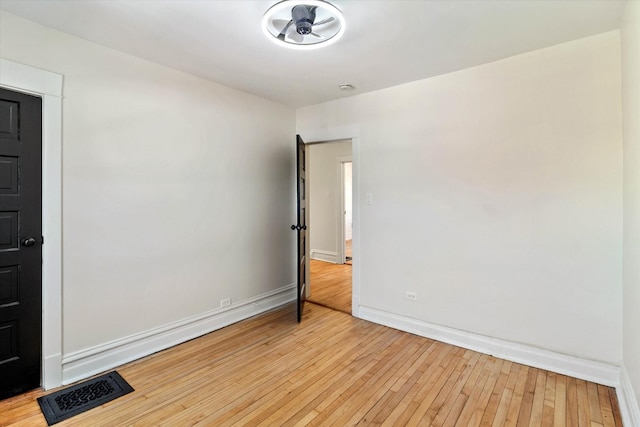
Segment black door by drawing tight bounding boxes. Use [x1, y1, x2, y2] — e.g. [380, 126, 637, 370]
[292, 135, 307, 322]
[0, 87, 42, 399]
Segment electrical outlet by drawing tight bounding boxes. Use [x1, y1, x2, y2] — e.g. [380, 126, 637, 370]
[405, 291, 417, 301]
[220, 298, 231, 307]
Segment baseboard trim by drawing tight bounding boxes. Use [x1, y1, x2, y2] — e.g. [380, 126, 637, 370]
[358, 306, 620, 387]
[61, 284, 296, 385]
[311, 249, 337, 264]
[618, 365, 640, 427]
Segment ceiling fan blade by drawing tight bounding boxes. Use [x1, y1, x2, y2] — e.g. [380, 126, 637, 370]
[314, 17, 335, 26]
[277, 19, 294, 40]
[309, 32, 323, 38]
[273, 19, 290, 29]
[288, 31, 304, 43]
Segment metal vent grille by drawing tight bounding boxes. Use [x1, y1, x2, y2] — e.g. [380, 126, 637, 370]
[37, 371, 134, 425]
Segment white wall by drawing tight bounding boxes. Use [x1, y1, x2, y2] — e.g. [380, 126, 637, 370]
[298, 32, 623, 364]
[0, 12, 295, 361]
[308, 139, 352, 262]
[622, 0, 640, 420]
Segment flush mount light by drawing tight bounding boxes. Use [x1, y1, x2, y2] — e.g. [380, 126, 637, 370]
[339, 84, 355, 91]
[262, 0, 345, 50]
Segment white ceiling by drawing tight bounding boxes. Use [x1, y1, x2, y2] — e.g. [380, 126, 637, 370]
[0, 0, 628, 108]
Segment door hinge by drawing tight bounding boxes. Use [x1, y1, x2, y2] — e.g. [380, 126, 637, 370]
[41, 235, 44, 245]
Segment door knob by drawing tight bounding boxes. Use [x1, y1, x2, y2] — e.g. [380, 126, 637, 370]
[21, 237, 36, 247]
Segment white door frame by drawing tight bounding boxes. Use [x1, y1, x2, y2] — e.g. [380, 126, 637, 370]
[0, 58, 63, 389]
[336, 157, 352, 265]
[298, 126, 361, 317]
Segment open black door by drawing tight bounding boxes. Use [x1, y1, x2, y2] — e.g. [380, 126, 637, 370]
[291, 135, 307, 322]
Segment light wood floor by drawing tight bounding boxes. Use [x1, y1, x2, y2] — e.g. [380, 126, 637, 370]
[308, 259, 352, 314]
[0, 303, 622, 426]
[307, 239, 352, 313]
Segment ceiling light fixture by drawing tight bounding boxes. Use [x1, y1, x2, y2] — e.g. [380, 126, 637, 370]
[262, 0, 345, 50]
[339, 84, 355, 91]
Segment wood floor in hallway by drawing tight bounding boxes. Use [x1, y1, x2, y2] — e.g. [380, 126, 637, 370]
[0, 302, 623, 426]
[308, 259, 352, 314]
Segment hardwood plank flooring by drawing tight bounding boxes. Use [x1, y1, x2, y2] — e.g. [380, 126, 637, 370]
[0, 303, 622, 426]
[308, 259, 352, 314]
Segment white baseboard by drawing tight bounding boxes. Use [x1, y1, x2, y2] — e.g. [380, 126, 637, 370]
[61, 284, 296, 385]
[618, 365, 640, 427]
[358, 306, 620, 387]
[311, 249, 338, 264]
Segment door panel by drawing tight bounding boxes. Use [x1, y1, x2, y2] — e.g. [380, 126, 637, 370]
[294, 135, 306, 322]
[0, 87, 42, 400]
[0, 156, 19, 194]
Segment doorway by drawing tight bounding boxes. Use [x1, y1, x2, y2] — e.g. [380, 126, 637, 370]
[0, 87, 43, 399]
[341, 161, 352, 266]
[305, 139, 352, 314]
[1, 58, 63, 391]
